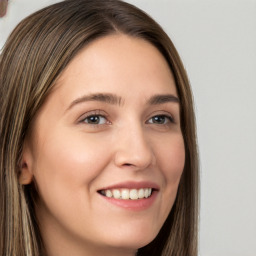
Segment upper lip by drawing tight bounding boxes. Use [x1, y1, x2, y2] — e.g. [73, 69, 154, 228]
[98, 181, 160, 191]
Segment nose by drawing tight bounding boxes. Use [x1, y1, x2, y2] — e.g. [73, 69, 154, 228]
[114, 124, 156, 170]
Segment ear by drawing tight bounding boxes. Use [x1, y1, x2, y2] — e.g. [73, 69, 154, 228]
[19, 141, 34, 185]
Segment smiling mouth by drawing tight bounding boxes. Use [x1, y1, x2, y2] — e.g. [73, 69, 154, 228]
[98, 188, 154, 200]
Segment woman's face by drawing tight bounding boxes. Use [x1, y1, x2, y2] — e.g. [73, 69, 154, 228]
[22, 34, 185, 256]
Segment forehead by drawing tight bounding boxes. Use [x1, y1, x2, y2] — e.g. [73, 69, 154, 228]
[50, 34, 177, 105]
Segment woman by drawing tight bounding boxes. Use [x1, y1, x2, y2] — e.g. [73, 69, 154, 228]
[0, 0, 199, 255]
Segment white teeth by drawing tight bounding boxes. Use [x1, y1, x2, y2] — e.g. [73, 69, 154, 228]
[129, 189, 139, 200]
[112, 189, 121, 199]
[106, 190, 112, 198]
[100, 188, 153, 200]
[138, 188, 144, 199]
[121, 189, 130, 200]
[144, 188, 149, 198]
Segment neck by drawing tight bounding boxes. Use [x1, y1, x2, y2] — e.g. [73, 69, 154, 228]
[45, 241, 137, 256]
[40, 220, 137, 256]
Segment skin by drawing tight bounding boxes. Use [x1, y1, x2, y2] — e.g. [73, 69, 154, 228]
[21, 34, 185, 256]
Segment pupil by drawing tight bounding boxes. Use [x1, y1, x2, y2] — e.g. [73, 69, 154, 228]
[153, 116, 165, 124]
[89, 116, 99, 123]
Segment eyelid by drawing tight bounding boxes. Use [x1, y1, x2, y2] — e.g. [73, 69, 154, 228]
[151, 115, 174, 123]
[146, 115, 174, 126]
[77, 109, 110, 124]
[146, 111, 176, 124]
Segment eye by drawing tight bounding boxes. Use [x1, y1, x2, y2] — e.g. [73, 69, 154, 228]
[147, 115, 174, 125]
[82, 115, 108, 125]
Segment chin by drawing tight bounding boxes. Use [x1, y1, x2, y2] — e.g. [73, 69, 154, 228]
[102, 226, 159, 250]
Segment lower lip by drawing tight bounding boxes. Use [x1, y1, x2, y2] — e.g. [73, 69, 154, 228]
[99, 191, 158, 211]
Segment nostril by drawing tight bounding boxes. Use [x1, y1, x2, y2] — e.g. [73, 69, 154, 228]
[123, 163, 132, 166]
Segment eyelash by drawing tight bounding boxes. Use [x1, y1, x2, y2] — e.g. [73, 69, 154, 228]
[82, 115, 109, 125]
[79, 111, 175, 127]
[147, 115, 174, 125]
[79, 110, 175, 127]
[79, 110, 110, 126]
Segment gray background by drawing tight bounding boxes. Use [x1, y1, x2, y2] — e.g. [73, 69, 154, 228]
[1, 1, 256, 255]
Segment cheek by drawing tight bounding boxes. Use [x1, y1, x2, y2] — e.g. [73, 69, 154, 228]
[155, 134, 185, 186]
[32, 129, 110, 193]
[31, 130, 112, 233]
[150, 134, 185, 227]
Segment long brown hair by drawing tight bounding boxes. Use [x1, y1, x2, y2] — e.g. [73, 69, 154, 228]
[0, 0, 199, 255]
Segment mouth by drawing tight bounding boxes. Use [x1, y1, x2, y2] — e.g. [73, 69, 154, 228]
[98, 188, 155, 200]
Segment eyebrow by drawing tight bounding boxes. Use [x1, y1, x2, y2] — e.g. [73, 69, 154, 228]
[66, 93, 123, 112]
[147, 94, 180, 105]
[66, 92, 179, 112]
